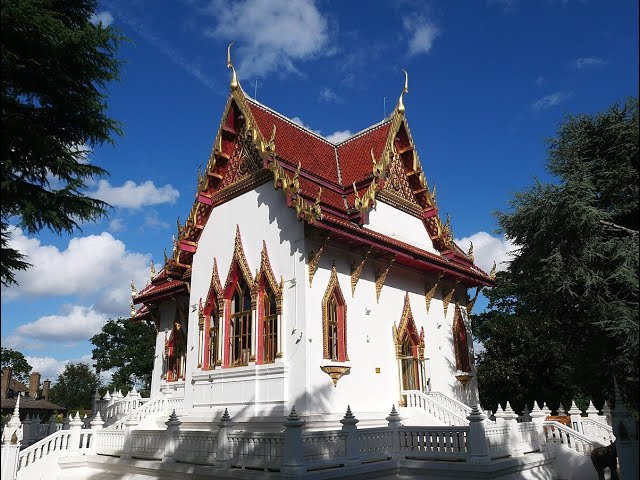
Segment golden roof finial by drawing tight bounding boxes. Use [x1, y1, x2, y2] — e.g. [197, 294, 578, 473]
[130, 280, 137, 299]
[227, 42, 239, 91]
[489, 261, 497, 279]
[150, 260, 156, 280]
[130, 300, 136, 318]
[397, 69, 409, 115]
[467, 242, 474, 262]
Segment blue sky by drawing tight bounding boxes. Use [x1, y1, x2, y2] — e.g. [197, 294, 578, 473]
[2, 0, 638, 382]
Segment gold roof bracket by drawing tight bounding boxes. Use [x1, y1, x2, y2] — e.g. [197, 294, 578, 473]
[227, 42, 239, 91]
[397, 69, 409, 115]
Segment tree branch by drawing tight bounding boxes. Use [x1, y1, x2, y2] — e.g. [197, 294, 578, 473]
[600, 220, 639, 236]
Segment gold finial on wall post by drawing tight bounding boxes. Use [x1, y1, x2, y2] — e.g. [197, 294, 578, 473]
[227, 42, 239, 91]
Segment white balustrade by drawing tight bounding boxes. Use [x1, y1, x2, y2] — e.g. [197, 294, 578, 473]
[174, 431, 218, 465]
[17, 431, 71, 471]
[227, 432, 284, 468]
[398, 426, 469, 460]
[129, 430, 166, 460]
[302, 430, 347, 468]
[425, 391, 473, 419]
[94, 430, 126, 455]
[543, 420, 606, 457]
[402, 390, 468, 426]
[581, 417, 615, 444]
[484, 425, 510, 459]
[109, 396, 184, 430]
[358, 427, 393, 459]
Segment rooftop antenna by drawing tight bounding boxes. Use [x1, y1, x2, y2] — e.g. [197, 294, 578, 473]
[254, 78, 258, 100]
[383, 96, 386, 118]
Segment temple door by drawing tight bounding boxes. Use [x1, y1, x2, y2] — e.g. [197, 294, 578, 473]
[400, 336, 421, 391]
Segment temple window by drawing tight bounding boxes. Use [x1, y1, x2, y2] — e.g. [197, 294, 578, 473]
[322, 265, 348, 362]
[229, 276, 252, 366]
[166, 322, 186, 382]
[206, 302, 219, 369]
[453, 307, 471, 373]
[261, 287, 278, 364]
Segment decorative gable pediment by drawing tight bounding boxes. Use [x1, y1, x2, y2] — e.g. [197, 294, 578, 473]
[392, 293, 425, 359]
[223, 225, 254, 297]
[253, 241, 284, 314]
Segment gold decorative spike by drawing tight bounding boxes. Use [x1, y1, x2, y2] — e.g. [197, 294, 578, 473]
[375, 256, 396, 302]
[308, 235, 330, 286]
[424, 272, 443, 314]
[130, 280, 137, 299]
[265, 124, 277, 153]
[489, 261, 497, 280]
[466, 286, 483, 315]
[442, 280, 459, 318]
[227, 43, 238, 91]
[467, 242, 474, 262]
[150, 261, 156, 280]
[130, 300, 136, 318]
[353, 180, 380, 217]
[371, 148, 384, 178]
[198, 298, 205, 330]
[293, 191, 323, 224]
[163, 248, 169, 266]
[397, 69, 409, 115]
[177, 217, 184, 239]
[351, 246, 372, 297]
[314, 187, 322, 207]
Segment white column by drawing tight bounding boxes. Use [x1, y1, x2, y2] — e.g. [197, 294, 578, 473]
[467, 405, 491, 464]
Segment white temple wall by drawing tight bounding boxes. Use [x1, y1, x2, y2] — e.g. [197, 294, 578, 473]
[150, 300, 178, 398]
[365, 200, 438, 255]
[302, 241, 478, 417]
[183, 182, 306, 419]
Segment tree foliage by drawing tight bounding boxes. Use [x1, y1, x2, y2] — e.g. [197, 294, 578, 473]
[0, 347, 33, 384]
[91, 318, 156, 396]
[474, 98, 639, 414]
[1, 0, 125, 286]
[49, 363, 101, 411]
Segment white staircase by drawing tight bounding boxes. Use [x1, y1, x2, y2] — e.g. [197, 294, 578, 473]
[401, 389, 471, 426]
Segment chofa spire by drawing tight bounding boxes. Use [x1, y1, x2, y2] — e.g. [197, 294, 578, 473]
[397, 69, 409, 115]
[227, 42, 239, 91]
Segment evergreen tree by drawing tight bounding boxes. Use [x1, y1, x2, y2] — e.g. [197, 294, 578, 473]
[91, 318, 156, 396]
[49, 363, 101, 411]
[474, 98, 639, 413]
[1, 0, 125, 286]
[1, 347, 33, 384]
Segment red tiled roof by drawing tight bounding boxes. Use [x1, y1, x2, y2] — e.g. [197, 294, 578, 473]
[134, 278, 188, 305]
[337, 121, 392, 186]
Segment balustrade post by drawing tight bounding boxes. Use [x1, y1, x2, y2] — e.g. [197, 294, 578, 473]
[68, 412, 83, 452]
[22, 415, 33, 447]
[466, 405, 490, 464]
[585, 401, 599, 419]
[386, 405, 402, 456]
[62, 413, 71, 430]
[121, 414, 138, 459]
[601, 401, 612, 426]
[1, 393, 23, 480]
[494, 404, 505, 424]
[89, 412, 104, 453]
[521, 405, 531, 423]
[162, 410, 181, 463]
[503, 402, 523, 457]
[568, 401, 583, 433]
[340, 406, 361, 466]
[282, 406, 305, 475]
[215, 409, 233, 469]
[557, 403, 566, 416]
[529, 402, 546, 452]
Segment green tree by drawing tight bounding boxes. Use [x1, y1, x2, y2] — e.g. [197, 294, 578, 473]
[0, 347, 33, 384]
[49, 363, 101, 411]
[1, 0, 125, 286]
[91, 318, 156, 396]
[475, 98, 639, 413]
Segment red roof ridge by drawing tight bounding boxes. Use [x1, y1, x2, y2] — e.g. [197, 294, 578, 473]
[245, 96, 335, 147]
[333, 116, 394, 147]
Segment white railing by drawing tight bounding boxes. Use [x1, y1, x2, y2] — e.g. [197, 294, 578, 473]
[228, 432, 284, 468]
[543, 420, 606, 457]
[175, 431, 218, 465]
[302, 430, 347, 468]
[130, 430, 166, 460]
[485, 424, 511, 459]
[402, 390, 468, 426]
[517, 422, 540, 454]
[398, 426, 469, 460]
[17, 431, 71, 471]
[425, 391, 473, 419]
[581, 417, 615, 444]
[101, 397, 148, 425]
[108, 396, 184, 430]
[358, 427, 393, 460]
[94, 430, 126, 456]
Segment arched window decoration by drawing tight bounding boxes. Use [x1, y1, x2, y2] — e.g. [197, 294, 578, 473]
[202, 259, 222, 370]
[322, 264, 348, 362]
[229, 276, 252, 366]
[393, 293, 425, 393]
[206, 301, 219, 369]
[262, 286, 278, 363]
[165, 322, 186, 382]
[453, 306, 471, 373]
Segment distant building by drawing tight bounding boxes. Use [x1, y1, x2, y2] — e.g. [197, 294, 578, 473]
[1, 368, 65, 422]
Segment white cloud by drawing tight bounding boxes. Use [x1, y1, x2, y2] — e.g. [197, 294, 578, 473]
[92, 180, 180, 210]
[290, 116, 322, 135]
[90, 11, 114, 27]
[143, 211, 170, 230]
[2, 227, 151, 316]
[17, 306, 109, 343]
[403, 16, 440, 56]
[572, 57, 607, 69]
[204, 0, 331, 78]
[325, 130, 353, 143]
[532, 91, 572, 111]
[108, 218, 125, 232]
[25, 354, 105, 383]
[455, 231, 516, 274]
[319, 87, 341, 103]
